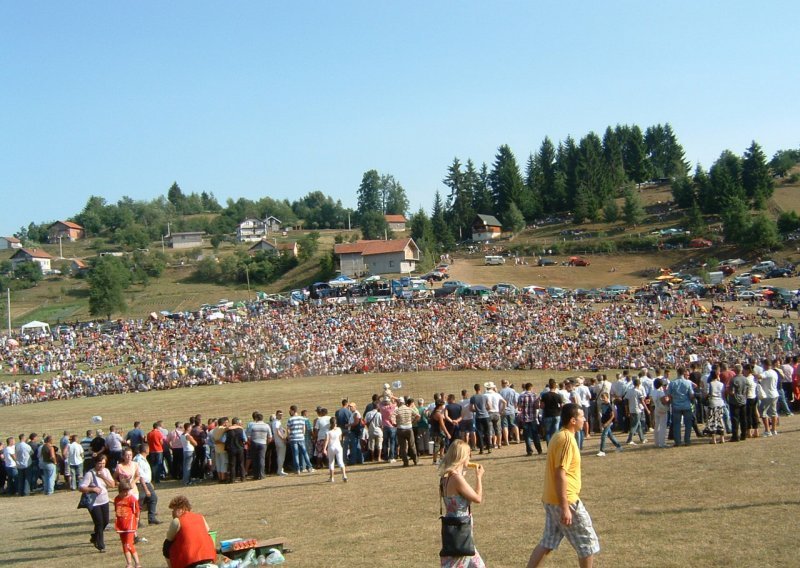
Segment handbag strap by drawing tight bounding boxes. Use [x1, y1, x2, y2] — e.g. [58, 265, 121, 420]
[439, 474, 471, 517]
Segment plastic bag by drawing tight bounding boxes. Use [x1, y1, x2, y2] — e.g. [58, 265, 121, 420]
[265, 548, 286, 565]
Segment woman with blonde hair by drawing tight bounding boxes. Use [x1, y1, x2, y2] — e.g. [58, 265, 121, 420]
[438, 440, 485, 568]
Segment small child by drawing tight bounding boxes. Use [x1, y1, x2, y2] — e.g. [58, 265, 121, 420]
[114, 480, 141, 568]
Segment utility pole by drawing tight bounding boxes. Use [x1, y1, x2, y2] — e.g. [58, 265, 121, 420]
[6, 288, 10, 335]
[58, 235, 63, 259]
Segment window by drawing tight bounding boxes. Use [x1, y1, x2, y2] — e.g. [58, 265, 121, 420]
[389, 260, 394, 267]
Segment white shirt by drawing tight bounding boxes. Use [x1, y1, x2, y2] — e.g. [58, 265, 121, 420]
[2, 445, 15, 468]
[485, 391, 503, 413]
[67, 441, 84, 466]
[133, 454, 152, 484]
[15, 441, 32, 468]
[745, 374, 757, 399]
[761, 369, 780, 398]
[459, 399, 474, 421]
[575, 385, 592, 407]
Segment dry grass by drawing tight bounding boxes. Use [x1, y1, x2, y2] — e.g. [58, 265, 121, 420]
[1, 370, 798, 568]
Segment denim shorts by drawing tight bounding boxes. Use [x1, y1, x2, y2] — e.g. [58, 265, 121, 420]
[460, 419, 475, 433]
[500, 414, 516, 430]
[540, 500, 600, 558]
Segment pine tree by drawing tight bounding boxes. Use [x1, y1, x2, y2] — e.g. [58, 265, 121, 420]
[603, 126, 627, 191]
[431, 191, 455, 249]
[472, 162, 495, 215]
[443, 157, 474, 240]
[603, 198, 619, 223]
[671, 175, 696, 209]
[742, 141, 774, 210]
[489, 145, 525, 215]
[622, 186, 645, 225]
[382, 175, 409, 216]
[357, 170, 382, 216]
[621, 125, 651, 183]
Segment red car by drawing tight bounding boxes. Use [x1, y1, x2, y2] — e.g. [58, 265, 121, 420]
[568, 256, 590, 266]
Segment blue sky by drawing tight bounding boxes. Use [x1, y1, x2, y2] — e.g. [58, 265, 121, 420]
[2, 1, 798, 237]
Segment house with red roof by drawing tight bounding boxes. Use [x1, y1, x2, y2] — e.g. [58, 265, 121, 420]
[248, 239, 299, 257]
[48, 220, 85, 243]
[334, 238, 420, 277]
[384, 214, 407, 232]
[10, 248, 53, 273]
[0, 236, 22, 250]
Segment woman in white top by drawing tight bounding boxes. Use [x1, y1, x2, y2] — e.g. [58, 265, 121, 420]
[180, 423, 197, 486]
[322, 416, 347, 483]
[705, 370, 726, 444]
[79, 455, 116, 553]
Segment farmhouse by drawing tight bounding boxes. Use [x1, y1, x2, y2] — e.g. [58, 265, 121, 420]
[472, 214, 502, 241]
[384, 214, 407, 232]
[334, 238, 420, 277]
[48, 220, 85, 243]
[248, 239, 299, 257]
[10, 248, 53, 273]
[236, 216, 284, 243]
[0, 236, 22, 250]
[167, 232, 204, 249]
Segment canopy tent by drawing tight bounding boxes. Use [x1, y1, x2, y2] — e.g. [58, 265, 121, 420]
[21, 320, 50, 334]
[329, 274, 356, 287]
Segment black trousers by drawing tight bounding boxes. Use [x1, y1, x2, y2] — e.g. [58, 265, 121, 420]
[170, 447, 183, 480]
[476, 418, 492, 451]
[228, 449, 245, 481]
[522, 421, 543, 455]
[88, 502, 109, 550]
[250, 443, 266, 479]
[730, 404, 747, 441]
[397, 428, 417, 465]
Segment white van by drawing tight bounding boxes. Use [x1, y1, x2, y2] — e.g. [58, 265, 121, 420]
[484, 255, 506, 265]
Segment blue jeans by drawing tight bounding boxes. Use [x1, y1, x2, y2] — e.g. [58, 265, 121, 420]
[148, 452, 163, 483]
[599, 425, 621, 451]
[347, 431, 363, 464]
[182, 452, 194, 485]
[290, 441, 312, 472]
[40, 462, 56, 495]
[777, 386, 792, 415]
[17, 466, 30, 496]
[69, 464, 84, 490]
[522, 421, 542, 454]
[382, 426, 397, 460]
[672, 407, 693, 445]
[543, 416, 560, 443]
[576, 429, 585, 449]
[626, 412, 645, 443]
[4, 466, 17, 494]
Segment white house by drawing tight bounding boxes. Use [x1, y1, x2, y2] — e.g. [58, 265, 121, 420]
[236, 218, 267, 243]
[236, 216, 284, 243]
[334, 238, 420, 277]
[10, 248, 53, 273]
[0, 236, 22, 250]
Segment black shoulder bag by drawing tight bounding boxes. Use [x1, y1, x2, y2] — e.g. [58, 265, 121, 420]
[77, 471, 99, 509]
[439, 475, 476, 557]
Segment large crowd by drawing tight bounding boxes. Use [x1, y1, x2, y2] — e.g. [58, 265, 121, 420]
[2, 356, 797, 499]
[0, 293, 796, 406]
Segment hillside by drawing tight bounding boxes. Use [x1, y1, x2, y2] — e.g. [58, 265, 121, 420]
[3, 178, 799, 327]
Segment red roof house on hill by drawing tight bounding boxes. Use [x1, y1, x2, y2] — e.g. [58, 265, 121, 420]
[334, 238, 420, 277]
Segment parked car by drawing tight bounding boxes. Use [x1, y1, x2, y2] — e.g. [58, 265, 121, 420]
[537, 258, 557, 266]
[421, 271, 449, 281]
[718, 265, 737, 276]
[689, 238, 712, 248]
[568, 256, 590, 266]
[765, 267, 793, 279]
[751, 260, 777, 273]
[442, 280, 469, 290]
[492, 283, 518, 295]
[734, 273, 759, 286]
[736, 290, 764, 301]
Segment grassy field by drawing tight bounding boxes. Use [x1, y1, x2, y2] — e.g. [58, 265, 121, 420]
[1, 370, 798, 568]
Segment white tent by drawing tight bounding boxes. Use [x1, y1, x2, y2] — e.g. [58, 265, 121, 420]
[328, 274, 356, 287]
[21, 320, 51, 334]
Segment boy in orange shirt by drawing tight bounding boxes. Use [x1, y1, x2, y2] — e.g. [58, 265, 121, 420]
[114, 480, 141, 568]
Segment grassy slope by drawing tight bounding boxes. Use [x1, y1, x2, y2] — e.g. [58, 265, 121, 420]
[3, 179, 799, 325]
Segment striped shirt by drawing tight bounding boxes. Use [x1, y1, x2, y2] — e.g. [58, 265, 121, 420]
[286, 416, 306, 442]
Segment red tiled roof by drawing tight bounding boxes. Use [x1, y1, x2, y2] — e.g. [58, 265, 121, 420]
[334, 239, 415, 256]
[2, 236, 21, 243]
[54, 220, 84, 230]
[276, 242, 296, 251]
[384, 214, 406, 223]
[72, 259, 88, 269]
[14, 248, 53, 259]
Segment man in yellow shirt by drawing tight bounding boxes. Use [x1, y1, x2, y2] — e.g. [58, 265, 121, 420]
[527, 403, 600, 568]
